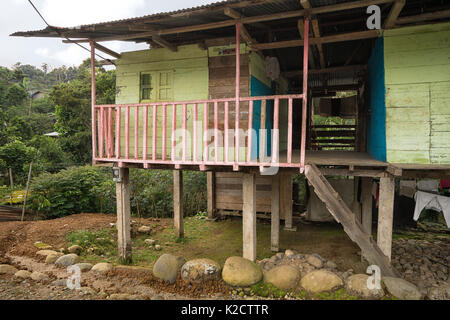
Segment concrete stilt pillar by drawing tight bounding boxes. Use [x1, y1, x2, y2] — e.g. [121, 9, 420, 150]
[116, 167, 132, 263]
[377, 177, 395, 261]
[242, 173, 257, 261]
[173, 170, 184, 238]
[271, 174, 280, 252]
[361, 177, 373, 235]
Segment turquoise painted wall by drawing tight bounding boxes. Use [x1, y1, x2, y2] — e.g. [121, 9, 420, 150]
[366, 37, 387, 162]
[250, 76, 273, 160]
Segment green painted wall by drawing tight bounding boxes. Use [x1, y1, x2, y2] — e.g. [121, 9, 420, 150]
[384, 22, 450, 164]
[115, 44, 208, 158]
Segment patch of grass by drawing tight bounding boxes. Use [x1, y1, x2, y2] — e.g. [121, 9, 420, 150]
[313, 288, 358, 300]
[66, 228, 117, 257]
[251, 282, 287, 299]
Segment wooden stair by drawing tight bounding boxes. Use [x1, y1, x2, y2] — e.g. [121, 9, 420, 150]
[305, 164, 400, 277]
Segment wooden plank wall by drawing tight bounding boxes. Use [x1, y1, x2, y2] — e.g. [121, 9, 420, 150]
[384, 22, 450, 164]
[215, 172, 277, 214]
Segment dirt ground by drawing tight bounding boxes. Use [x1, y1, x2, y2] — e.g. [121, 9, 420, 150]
[3, 213, 446, 300]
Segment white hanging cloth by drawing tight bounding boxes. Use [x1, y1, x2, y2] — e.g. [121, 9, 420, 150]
[413, 191, 450, 228]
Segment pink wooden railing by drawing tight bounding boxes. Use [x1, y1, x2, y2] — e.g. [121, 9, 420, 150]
[90, 19, 310, 173]
[93, 94, 306, 171]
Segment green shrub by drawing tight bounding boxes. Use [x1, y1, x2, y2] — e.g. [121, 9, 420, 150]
[28, 166, 207, 219]
[28, 166, 111, 219]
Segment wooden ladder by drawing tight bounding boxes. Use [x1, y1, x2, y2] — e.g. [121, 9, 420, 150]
[304, 164, 399, 277]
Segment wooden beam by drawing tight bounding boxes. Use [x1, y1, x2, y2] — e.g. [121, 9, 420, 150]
[271, 174, 280, 252]
[93, 42, 121, 59]
[224, 7, 242, 19]
[283, 64, 365, 78]
[116, 167, 132, 262]
[252, 30, 381, 50]
[377, 177, 395, 262]
[63, 0, 394, 43]
[383, 0, 406, 29]
[242, 173, 257, 262]
[207, 171, 215, 219]
[173, 170, 184, 238]
[151, 35, 177, 52]
[396, 9, 450, 25]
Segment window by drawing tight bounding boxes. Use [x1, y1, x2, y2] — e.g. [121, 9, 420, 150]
[140, 71, 173, 102]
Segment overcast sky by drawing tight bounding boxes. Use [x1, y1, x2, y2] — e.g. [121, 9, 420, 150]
[1, 0, 217, 70]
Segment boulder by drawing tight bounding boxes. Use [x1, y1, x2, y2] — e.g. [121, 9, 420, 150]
[91, 263, 113, 274]
[75, 263, 93, 272]
[300, 270, 343, 293]
[153, 254, 185, 284]
[45, 253, 63, 264]
[0, 264, 18, 275]
[144, 239, 156, 246]
[14, 270, 31, 279]
[30, 271, 49, 282]
[34, 241, 52, 250]
[222, 256, 263, 287]
[138, 226, 151, 233]
[36, 250, 59, 257]
[345, 274, 384, 299]
[306, 255, 323, 268]
[264, 265, 300, 290]
[154, 245, 162, 251]
[284, 249, 296, 257]
[55, 254, 79, 267]
[68, 245, 83, 255]
[181, 258, 221, 282]
[382, 277, 422, 300]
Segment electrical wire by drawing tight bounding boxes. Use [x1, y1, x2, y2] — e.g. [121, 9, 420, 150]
[27, 0, 116, 66]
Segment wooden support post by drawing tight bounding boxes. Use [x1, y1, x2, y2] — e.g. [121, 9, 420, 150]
[281, 173, 296, 231]
[242, 173, 257, 261]
[361, 177, 373, 235]
[207, 171, 215, 219]
[271, 174, 280, 252]
[116, 167, 132, 262]
[377, 177, 395, 261]
[173, 170, 184, 238]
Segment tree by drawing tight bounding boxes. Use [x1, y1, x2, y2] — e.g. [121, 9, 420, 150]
[4, 84, 27, 108]
[5, 116, 34, 142]
[50, 58, 115, 164]
[0, 140, 37, 184]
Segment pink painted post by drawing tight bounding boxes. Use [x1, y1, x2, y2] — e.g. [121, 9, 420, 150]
[287, 98, 293, 164]
[235, 23, 241, 168]
[247, 100, 253, 162]
[224, 101, 229, 163]
[182, 104, 187, 162]
[153, 105, 158, 161]
[172, 104, 177, 161]
[134, 107, 139, 159]
[89, 41, 97, 162]
[125, 106, 130, 159]
[115, 106, 121, 159]
[203, 103, 208, 162]
[300, 18, 309, 173]
[107, 108, 112, 158]
[143, 106, 148, 160]
[193, 104, 198, 162]
[97, 108, 102, 158]
[273, 98, 279, 164]
[162, 104, 167, 161]
[214, 101, 218, 163]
